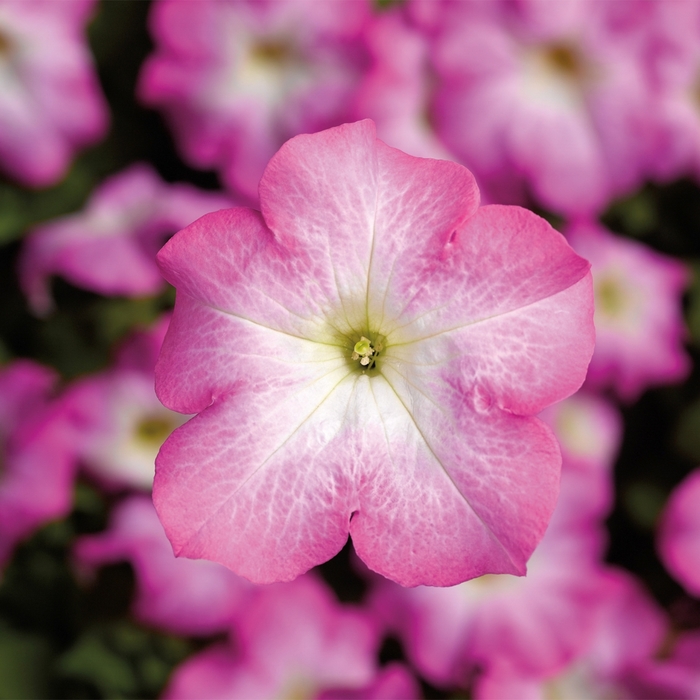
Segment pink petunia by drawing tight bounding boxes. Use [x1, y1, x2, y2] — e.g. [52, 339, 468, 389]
[0, 360, 78, 566]
[138, 0, 371, 202]
[625, 630, 700, 699]
[540, 391, 621, 476]
[74, 495, 251, 636]
[318, 664, 421, 700]
[618, 0, 700, 184]
[474, 568, 668, 700]
[657, 467, 700, 597]
[428, 0, 656, 215]
[0, 0, 108, 187]
[567, 220, 689, 401]
[61, 315, 187, 491]
[539, 390, 622, 523]
[154, 119, 594, 587]
[352, 9, 454, 162]
[164, 574, 380, 700]
[19, 163, 233, 316]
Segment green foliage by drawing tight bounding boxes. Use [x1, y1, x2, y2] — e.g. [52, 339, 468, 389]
[685, 262, 700, 347]
[56, 627, 138, 698]
[0, 280, 174, 381]
[0, 483, 195, 699]
[375, 0, 405, 9]
[0, 160, 98, 246]
[621, 480, 668, 531]
[675, 397, 700, 462]
[604, 187, 659, 238]
[55, 622, 191, 699]
[0, 622, 52, 700]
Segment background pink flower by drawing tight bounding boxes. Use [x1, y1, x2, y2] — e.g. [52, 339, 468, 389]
[60, 315, 186, 490]
[539, 391, 622, 523]
[474, 569, 668, 700]
[626, 630, 700, 699]
[567, 219, 689, 401]
[74, 495, 251, 636]
[352, 9, 454, 161]
[627, 0, 700, 184]
[0, 360, 77, 566]
[658, 468, 700, 597]
[139, 0, 371, 201]
[429, 0, 656, 215]
[0, 0, 108, 187]
[165, 575, 379, 700]
[18, 163, 232, 315]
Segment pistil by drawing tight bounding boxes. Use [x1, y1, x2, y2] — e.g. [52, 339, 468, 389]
[351, 336, 383, 370]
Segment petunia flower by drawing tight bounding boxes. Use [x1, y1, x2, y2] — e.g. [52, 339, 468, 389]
[474, 568, 668, 700]
[625, 630, 700, 700]
[318, 664, 421, 700]
[623, 0, 700, 185]
[0, 360, 78, 566]
[566, 220, 689, 401]
[0, 0, 108, 187]
[352, 9, 454, 162]
[427, 0, 656, 215]
[18, 163, 233, 316]
[164, 575, 380, 700]
[657, 467, 700, 597]
[60, 315, 187, 491]
[74, 495, 251, 636]
[154, 119, 594, 587]
[138, 0, 371, 202]
[539, 390, 622, 523]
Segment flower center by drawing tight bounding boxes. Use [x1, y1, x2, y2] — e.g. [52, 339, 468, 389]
[349, 333, 385, 373]
[595, 276, 625, 318]
[460, 572, 520, 602]
[542, 43, 584, 80]
[0, 29, 12, 58]
[135, 415, 176, 448]
[283, 678, 315, 700]
[231, 33, 307, 105]
[691, 70, 700, 111]
[555, 400, 605, 461]
[522, 40, 594, 106]
[250, 39, 295, 67]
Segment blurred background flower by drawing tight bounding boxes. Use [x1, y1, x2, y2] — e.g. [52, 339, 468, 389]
[2, 0, 700, 698]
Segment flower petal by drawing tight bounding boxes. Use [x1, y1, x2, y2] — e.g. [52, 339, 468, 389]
[156, 294, 343, 415]
[154, 369, 359, 584]
[367, 139, 480, 329]
[157, 206, 346, 340]
[384, 205, 594, 414]
[348, 376, 560, 587]
[259, 121, 481, 335]
[259, 120, 379, 332]
[385, 205, 590, 339]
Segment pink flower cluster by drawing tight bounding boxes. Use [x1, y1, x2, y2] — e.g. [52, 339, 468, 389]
[19, 164, 233, 316]
[136, 0, 700, 217]
[134, 0, 692, 401]
[3, 0, 700, 697]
